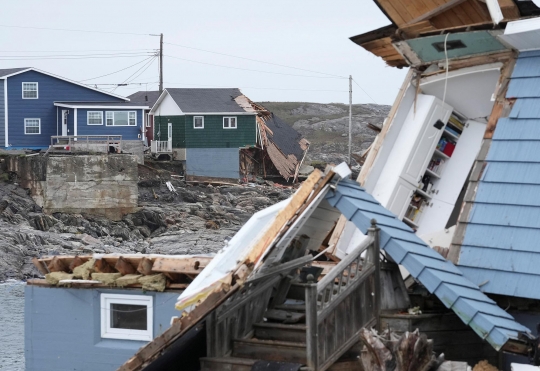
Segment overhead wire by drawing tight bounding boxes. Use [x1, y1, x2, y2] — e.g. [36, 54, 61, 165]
[0, 54, 153, 61]
[352, 78, 378, 104]
[0, 23, 151, 36]
[164, 41, 346, 78]
[79, 56, 156, 82]
[165, 54, 345, 79]
[110, 55, 157, 92]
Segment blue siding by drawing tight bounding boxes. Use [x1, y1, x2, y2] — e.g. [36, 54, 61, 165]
[77, 109, 143, 140]
[25, 286, 180, 371]
[0, 80, 4, 146]
[6, 70, 124, 148]
[186, 147, 239, 179]
[455, 51, 540, 300]
[326, 179, 530, 351]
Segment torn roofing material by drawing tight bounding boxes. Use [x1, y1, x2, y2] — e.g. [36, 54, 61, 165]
[258, 112, 310, 181]
[166, 88, 247, 113]
[452, 50, 540, 300]
[325, 178, 531, 351]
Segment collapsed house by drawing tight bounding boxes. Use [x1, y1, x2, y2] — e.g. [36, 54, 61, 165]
[144, 88, 309, 182]
[337, 0, 540, 369]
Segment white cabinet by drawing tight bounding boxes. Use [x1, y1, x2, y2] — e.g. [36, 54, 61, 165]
[388, 177, 417, 219]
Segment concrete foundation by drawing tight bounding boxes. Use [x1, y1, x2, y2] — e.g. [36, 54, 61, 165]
[70, 140, 144, 164]
[6, 154, 138, 220]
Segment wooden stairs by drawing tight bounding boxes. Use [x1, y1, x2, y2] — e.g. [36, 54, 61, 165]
[201, 304, 361, 371]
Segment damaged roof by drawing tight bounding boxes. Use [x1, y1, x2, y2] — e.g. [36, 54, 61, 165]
[263, 113, 306, 160]
[326, 178, 531, 351]
[166, 88, 247, 113]
[451, 50, 540, 300]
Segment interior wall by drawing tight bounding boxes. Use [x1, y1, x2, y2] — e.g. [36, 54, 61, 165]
[420, 66, 501, 120]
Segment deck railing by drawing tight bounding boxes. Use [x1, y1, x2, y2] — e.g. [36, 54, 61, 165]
[305, 221, 380, 371]
[150, 140, 172, 153]
[50, 135, 122, 153]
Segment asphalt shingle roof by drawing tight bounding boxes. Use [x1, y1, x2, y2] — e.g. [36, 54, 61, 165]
[166, 88, 246, 113]
[127, 91, 161, 106]
[326, 178, 531, 351]
[263, 113, 305, 159]
[0, 68, 30, 78]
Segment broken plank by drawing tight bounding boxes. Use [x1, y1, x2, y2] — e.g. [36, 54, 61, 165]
[32, 257, 49, 275]
[93, 258, 116, 274]
[137, 257, 154, 276]
[47, 256, 68, 273]
[151, 257, 211, 275]
[115, 256, 137, 275]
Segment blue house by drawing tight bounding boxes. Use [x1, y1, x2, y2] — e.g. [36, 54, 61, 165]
[0, 68, 149, 150]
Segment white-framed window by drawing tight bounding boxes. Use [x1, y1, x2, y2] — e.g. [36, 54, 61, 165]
[22, 82, 38, 99]
[87, 111, 103, 125]
[100, 294, 153, 342]
[105, 111, 137, 126]
[193, 116, 204, 129]
[24, 118, 41, 134]
[145, 114, 151, 128]
[223, 117, 237, 129]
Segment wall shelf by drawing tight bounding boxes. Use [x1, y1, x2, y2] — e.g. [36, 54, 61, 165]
[443, 129, 460, 141]
[434, 149, 450, 159]
[416, 188, 432, 199]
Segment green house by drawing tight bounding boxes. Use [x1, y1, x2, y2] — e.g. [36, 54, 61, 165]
[149, 88, 258, 179]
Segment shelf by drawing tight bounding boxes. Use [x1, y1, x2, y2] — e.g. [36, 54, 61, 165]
[425, 168, 441, 179]
[443, 129, 460, 141]
[434, 149, 450, 159]
[403, 217, 418, 228]
[415, 188, 432, 199]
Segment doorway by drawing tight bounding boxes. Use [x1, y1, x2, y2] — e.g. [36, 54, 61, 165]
[62, 110, 68, 136]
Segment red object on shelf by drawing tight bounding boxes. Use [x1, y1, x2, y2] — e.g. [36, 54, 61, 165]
[443, 142, 455, 157]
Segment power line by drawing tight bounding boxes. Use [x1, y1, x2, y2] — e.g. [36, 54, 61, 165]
[0, 48, 154, 53]
[164, 41, 346, 78]
[0, 54, 153, 61]
[111, 56, 157, 92]
[79, 56, 156, 82]
[0, 51, 153, 58]
[0, 23, 151, 36]
[160, 81, 348, 93]
[165, 55, 345, 79]
[352, 78, 378, 104]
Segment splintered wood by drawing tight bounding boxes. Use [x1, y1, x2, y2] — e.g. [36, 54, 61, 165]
[29, 254, 212, 291]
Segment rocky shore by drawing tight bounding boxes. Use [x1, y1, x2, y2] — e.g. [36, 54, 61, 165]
[0, 163, 294, 281]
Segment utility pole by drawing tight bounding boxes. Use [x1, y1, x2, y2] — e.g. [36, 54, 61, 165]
[348, 75, 352, 166]
[159, 33, 163, 93]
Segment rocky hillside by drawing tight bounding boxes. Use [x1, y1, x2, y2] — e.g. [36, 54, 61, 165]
[258, 102, 390, 166]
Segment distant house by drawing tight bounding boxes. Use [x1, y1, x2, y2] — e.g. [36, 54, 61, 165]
[148, 88, 309, 181]
[126, 90, 161, 144]
[0, 67, 148, 153]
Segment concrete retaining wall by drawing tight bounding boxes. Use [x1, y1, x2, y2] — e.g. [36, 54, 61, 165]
[6, 154, 138, 220]
[71, 140, 144, 164]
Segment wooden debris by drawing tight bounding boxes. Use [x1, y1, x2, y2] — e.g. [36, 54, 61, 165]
[69, 256, 87, 272]
[472, 361, 499, 371]
[45, 272, 74, 285]
[138, 274, 167, 292]
[47, 256, 68, 273]
[94, 258, 116, 274]
[31, 257, 49, 275]
[152, 256, 211, 275]
[137, 257, 154, 276]
[115, 256, 137, 275]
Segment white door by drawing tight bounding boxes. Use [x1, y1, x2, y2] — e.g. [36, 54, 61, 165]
[387, 177, 417, 219]
[401, 99, 452, 185]
[62, 110, 68, 136]
[167, 122, 172, 151]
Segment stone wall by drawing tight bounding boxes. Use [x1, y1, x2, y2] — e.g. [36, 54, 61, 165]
[6, 154, 138, 220]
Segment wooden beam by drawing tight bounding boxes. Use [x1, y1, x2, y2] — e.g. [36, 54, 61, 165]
[115, 257, 137, 275]
[405, 0, 469, 25]
[151, 257, 212, 275]
[137, 257, 154, 276]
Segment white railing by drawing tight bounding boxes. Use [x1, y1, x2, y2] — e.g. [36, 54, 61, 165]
[151, 140, 172, 153]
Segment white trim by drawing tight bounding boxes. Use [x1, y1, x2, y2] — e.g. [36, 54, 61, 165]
[420, 63, 502, 86]
[100, 293, 153, 342]
[74, 108, 78, 137]
[145, 113, 151, 128]
[149, 90, 169, 114]
[4, 79, 8, 147]
[2, 68, 129, 101]
[193, 116, 204, 129]
[223, 116, 237, 129]
[22, 82, 39, 99]
[105, 111, 137, 127]
[54, 103, 148, 109]
[62, 110, 68, 136]
[87, 111, 104, 125]
[24, 118, 41, 135]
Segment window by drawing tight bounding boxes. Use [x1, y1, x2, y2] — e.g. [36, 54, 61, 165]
[223, 117, 237, 129]
[87, 111, 103, 125]
[145, 114, 151, 128]
[105, 111, 137, 126]
[24, 119, 41, 134]
[193, 116, 204, 129]
[22, 82, 38, 99]
[100, 294, 153, 341]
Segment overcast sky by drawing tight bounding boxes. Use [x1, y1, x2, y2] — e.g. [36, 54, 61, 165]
[0, 0, 407, 105]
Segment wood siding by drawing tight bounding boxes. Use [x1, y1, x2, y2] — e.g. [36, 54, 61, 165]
[154, 115, 185, 148]
[184, 115, 256, 148]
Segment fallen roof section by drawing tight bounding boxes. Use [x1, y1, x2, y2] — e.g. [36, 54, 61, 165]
[325, 178, 533, 352]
